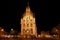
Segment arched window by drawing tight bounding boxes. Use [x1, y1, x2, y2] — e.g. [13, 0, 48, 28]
[31, 24, 33, 27]
[23, 20, 25, 22]
[30, 19, 32, 21]
[27, 24, 29, 27]
[26, 17, 29, 21]
[25, 29, 29, 33]
[23, 29, 25, 33]
[23, 24, 25, 27]
[26, 16, 30, 22]
[31, 29, 33, 34]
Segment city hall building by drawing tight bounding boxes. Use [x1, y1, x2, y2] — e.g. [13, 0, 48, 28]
[20, 3, 37, 37]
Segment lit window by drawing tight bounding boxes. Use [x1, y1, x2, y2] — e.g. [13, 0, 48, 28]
[26, 16, 30, 22]
[26, 30, 29, 33]
[23, 20, 25, 22]
[23, 24, 25, 27]
[25, 29, 29, 33]
[30, 19, 32, 21]
[23, 29, 25, 33]
[31, 29, 33, 34]
[31, 24, 33, 27]
[26, 17, 28, 20]
[27, 24, 29, 27]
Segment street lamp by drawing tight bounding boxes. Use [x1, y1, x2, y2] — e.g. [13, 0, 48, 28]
[11, 29, 13, 31]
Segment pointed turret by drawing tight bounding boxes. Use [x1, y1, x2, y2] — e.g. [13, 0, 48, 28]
[25, 2, 31, 15]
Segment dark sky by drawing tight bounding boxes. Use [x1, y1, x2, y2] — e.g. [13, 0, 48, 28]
[0, 0, 60, 33]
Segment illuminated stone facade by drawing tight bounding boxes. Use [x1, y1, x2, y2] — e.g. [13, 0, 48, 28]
[21, 5, 37, 37]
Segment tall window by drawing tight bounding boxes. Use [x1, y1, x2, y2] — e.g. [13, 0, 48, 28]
[30, 19, 32, 21]
[26, 16, 30, 22]
[23, 20, 25, 22]
[23, 24, 25, 27]
[26, 17, 29, 22]
[23, 29, 25, 33]
[27, 24, 29, 27]
[31, 24, 33, 27]
[31, 29, 33, 34]
[25, 29, 29, 33]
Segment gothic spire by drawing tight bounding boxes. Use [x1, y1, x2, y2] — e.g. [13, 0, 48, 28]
[26, 1, 30, 15]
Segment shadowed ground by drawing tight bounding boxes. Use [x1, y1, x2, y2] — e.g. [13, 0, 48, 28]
[0, 37, 60, 40]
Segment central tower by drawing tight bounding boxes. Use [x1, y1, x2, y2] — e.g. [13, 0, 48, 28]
[21, 3, 37, 37]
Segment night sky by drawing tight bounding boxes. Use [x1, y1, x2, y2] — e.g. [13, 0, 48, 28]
[0, 0, 60, 33]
